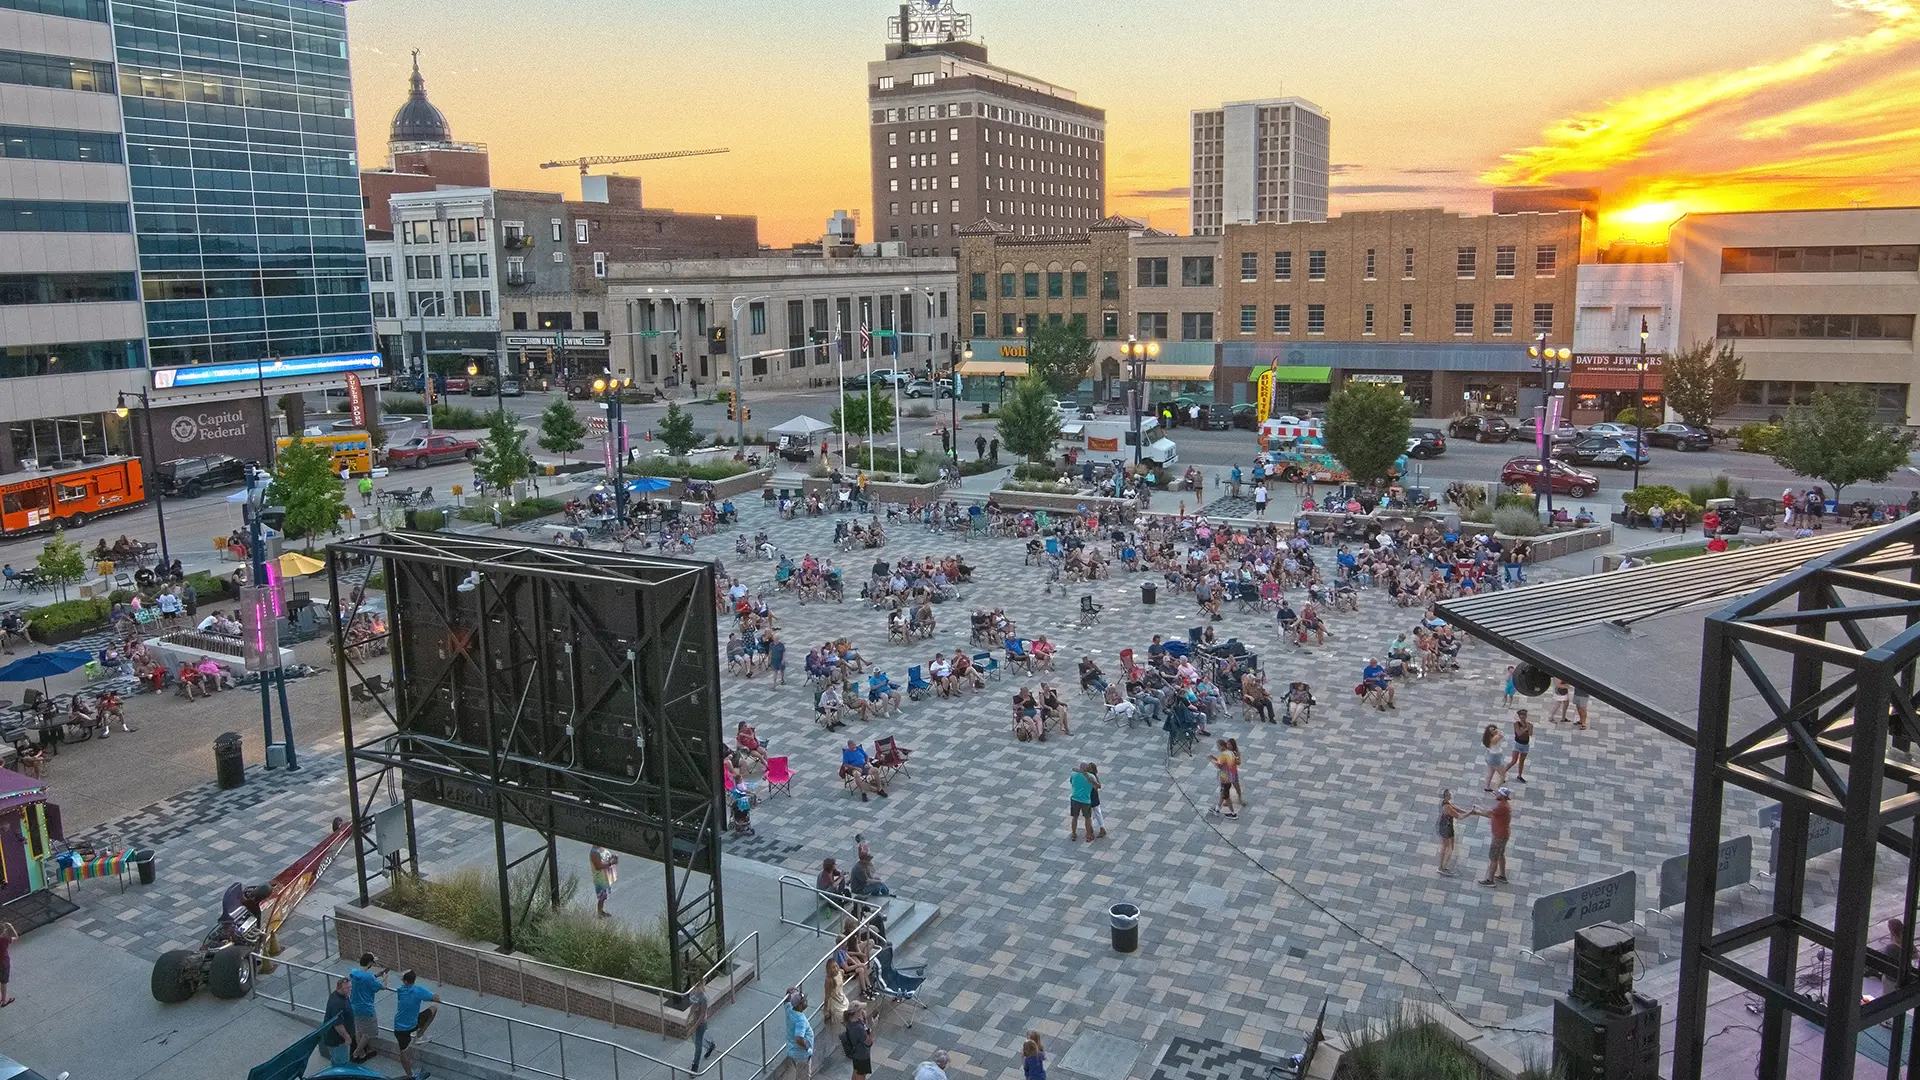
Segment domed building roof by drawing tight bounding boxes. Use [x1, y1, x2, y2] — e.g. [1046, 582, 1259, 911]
[389, 49, 451, 147]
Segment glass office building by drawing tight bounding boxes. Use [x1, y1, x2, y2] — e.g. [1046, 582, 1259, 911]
[111, 0, 373, 368]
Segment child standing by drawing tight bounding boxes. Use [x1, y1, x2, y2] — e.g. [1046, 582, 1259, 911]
[1502, 665, 1517, 706]
[1509, 709, 1534, 784]
[1023, 1032, 1048, 1080]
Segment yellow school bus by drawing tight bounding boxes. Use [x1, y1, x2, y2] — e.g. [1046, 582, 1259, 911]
[278, 431, 375, 475]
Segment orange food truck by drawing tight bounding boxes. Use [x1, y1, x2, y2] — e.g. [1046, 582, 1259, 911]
[0, 457, 147, 537]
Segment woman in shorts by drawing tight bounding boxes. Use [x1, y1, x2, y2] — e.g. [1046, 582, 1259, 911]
[1481, 724, 1509, 792]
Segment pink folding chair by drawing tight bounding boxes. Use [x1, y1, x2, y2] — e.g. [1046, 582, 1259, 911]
[764, 755, 794, 797]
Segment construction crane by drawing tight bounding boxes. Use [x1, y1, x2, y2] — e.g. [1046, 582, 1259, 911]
[539, 148, 730, 176]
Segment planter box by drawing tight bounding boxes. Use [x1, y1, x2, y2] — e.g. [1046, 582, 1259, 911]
[672, 467, 772, 501]
[331, 900, 753, 1038]
[795, 476, 943, 505]
[32, 618, 108, 644]
[990, 489, 1136, 516]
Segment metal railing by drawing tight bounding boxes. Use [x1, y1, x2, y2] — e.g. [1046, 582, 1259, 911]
[321, 913, 760, 1032]
[777, 875, 882, 941]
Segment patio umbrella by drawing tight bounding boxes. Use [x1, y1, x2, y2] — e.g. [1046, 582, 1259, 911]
[626, 477, 673, 493]
[277, 551, 327, 578]
[0, 650, 94, 698]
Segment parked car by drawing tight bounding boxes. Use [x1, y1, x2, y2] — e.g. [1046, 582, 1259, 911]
[468, 376, 497, 396]
[1502, 457, 1600, 498]
[153, 454, 247, 498]
[1582, 421, 1637, 439]
[1405, 429, 1448, 459]
[1448, 414, 1514, 443]
[443, 376, 469, 394]
[1644, 422, 1712, 450]
[1515, 416, 1579, 444]
[498, 378, 523, 397]
[1230, 402, 1259, 430]
[1554, 435, 1650, 470]
[904, 378, 953, 398]
[866, 368, 910, 387]
[385, 433, 480, 469]
[1193, 405, 1231, 431]
[842, 372, 878, 391]
[390, 373, 423, 394]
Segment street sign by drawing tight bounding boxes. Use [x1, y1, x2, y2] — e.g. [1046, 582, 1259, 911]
[1657, 835, 1753, 910]
[1532, 871, 1637, 951]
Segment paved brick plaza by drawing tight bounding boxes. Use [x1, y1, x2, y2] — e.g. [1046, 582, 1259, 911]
[42, 496, 1784, 1078]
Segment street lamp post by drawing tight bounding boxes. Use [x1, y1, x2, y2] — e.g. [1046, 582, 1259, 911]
[593, 375, 630, 523]
[1528, 335, 1572, 521]
[957, 344, 970, 462]
[1118, 336, 1159, 466]
[728, 295, 765, 454]
[1634, 315, 1649, 491]
[114, 389, 171, 568]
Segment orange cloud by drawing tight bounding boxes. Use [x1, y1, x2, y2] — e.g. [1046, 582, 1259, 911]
[1483, 0, 1920, 241]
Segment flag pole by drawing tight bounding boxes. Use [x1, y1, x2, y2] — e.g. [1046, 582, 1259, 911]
[834, 313, 846, 466]
[863, 302, 874, 473]
[892, 324, 903, 474]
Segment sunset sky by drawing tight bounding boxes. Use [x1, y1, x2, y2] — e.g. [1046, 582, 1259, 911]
[344, 0, 1920, 247]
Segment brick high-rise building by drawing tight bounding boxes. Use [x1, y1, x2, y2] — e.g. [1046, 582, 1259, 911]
[868, 22, 1105, 256]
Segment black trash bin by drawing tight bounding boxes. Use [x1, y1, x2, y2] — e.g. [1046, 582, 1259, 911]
[1110, 903, 1140, 953]
[213, 732, 245, 790]
[1141, 581, 1157, 606]
[132, 849, 156, 885]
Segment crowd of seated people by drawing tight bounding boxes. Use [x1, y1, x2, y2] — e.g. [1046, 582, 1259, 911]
[863, 555, 968, 611]
[774, 554, 846, 603]
[833, 517, 888, 552]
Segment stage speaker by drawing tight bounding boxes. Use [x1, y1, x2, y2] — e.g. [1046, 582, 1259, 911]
[1513, 662, 1553, 696]
[1571, 923, 1636, 1011]
[1553, 993, 1660, 1080]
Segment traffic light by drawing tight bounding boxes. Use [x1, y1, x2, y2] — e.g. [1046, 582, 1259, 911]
[726, 403, 736, 421]
[743, 408, 752, 421]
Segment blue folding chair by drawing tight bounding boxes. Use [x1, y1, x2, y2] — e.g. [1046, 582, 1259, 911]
[906, 665, 932, 699]
[1188, 626, 1204, 646]
[1044, 537, 1061, 559]
[1164, 640, 1190, 660]
[972, 651, 1000, 680]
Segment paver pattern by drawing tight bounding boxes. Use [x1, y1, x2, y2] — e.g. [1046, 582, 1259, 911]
[48, 493, 1790, 1078]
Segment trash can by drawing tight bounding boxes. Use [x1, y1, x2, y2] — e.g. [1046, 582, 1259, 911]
[1110, 903, 1140, 953]
[214, 732, 245, 790]
[1141, 581, 1157, 606]
[132, 849, 156, 885]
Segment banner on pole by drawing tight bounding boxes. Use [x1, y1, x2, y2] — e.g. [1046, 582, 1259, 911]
[1256, 370, 1274, 425]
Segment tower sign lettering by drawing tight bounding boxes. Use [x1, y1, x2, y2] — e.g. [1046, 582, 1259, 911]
[888, 0, 972, 44]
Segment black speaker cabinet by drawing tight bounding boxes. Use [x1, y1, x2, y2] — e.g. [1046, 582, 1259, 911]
[1553, 993, 1661, 1080]
[1571, 923, 1637, 1010]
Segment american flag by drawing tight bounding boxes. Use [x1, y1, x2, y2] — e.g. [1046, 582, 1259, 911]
[858, 319, 871, 355]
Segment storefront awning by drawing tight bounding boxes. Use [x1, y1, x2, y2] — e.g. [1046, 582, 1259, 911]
[1143, 363, 1214, 381]
[1572, 372, 1665, 392]
[1252, 365, 1332, 384]
[956, 360, 1028, 377]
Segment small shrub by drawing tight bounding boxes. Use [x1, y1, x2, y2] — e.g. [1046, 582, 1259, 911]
[431, 406, 488, 430]
[1491, 505, 1544, 536]
[411, 508, 446, 531]
[1622, 484, 1685, 514]
[383, 396, 427, 415]
[455, 496, 564, 524]
[957, 457, 998, 477]
[910, 456, 942, 483]
[1686, 475, 1734, 507]
[27, 597, 109, 638]
[1494, 492, 1536, 512]
[806, 457, 830, 478]
[365, 571, 386, 592]
[107, 587, 134, 604]
[1343, 1011, 1553, 1080]
[185, 570, 232, 602]
[1736, 422, 1781, 454]
[713, 388, 732, 403]
[626, 457, 757, 481]
[904, 404, 932, 419]
[1012, 463, 1064, 483]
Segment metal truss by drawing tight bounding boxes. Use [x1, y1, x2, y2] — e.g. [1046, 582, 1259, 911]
[326, 530, 726, 991]
[1676, 517, 1920, 1080]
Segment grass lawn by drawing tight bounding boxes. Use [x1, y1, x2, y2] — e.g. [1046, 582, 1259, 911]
[1644, 539, 1748, 563]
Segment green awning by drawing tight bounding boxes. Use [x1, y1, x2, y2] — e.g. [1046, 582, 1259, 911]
[1252, 365, 1332, 384]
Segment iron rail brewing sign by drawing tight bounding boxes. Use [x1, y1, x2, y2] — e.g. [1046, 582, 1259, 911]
[888, 0, 972, 43]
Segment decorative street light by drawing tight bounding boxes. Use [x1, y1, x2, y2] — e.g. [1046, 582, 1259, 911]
[1527, 335, 1572, 520]
[1118, 336, 1160, 466]
[593, 375, 631, 523]
[113, 389, 171, 568]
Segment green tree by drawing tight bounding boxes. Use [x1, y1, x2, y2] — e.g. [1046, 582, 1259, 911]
[1024, 320, 1096, 398]
[1662, 339, 1745, 429]
[1323, 383, 1415, 486]
[35, 527, 86, 601]
[832, 392, 896, 439]
[473, 409, 533, 495]
[996, 374, 1063, 463]
[1771, 387, 1915, 505]
[655, 402, 701, 456]
[265, 437, 349, 547]
[537, 399, 587, 464]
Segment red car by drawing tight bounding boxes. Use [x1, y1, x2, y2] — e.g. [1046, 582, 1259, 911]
[1501, 457, 1599, 498]
[385, 433, 480, 469]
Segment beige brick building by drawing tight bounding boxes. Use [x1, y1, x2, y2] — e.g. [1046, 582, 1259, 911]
[1220, 208, 1596, 416]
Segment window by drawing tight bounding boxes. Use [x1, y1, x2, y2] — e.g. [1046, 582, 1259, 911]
[1240, 252, 1258, 281]
[1069, 313, 1086, 336]
[1492, 303, 1513, 335]
[969, 272, 987, 300]
[0, 49, 113, 93]
[1403, 247, 1415, 278]
[1102, 311, 1119, 338]
[877, 75, 894, 90]
[997, 311, 1016, 336]
[592, 251, 606, 278]
[1532, 303, 1554, 335]
[1535, 245, 1559, 276]
[1273, 305, 1292, 335]
[537, 311, 573, 331]
[1181, 256, 1214, 287]
[408, 291, 445, 317]
[887, 132, 897, 146]
[1308, 250, 1326, 281]
[1181, 312, 1214, 340]
[950, 127, 959, 140]
[1023, 272, 1039, 298]
[0, 199, 128, 233]
[1456, 247, 1476, 278]
[1136, 257, 1168, 287]
[913, 72, 935, 87]
[1307, 304, 1325, 334]
[1239, 304, 1257, 334]
[889, 155, 898, 169]
[501, 256, 525, 282]
[889, 179, 898, 192]
[1716, 314, 1918, 340]
[1401, 303, 1413, 335]
[1070, 271, 1087, 298]
[972, 311, 987, 336]
[0, 124, 122, 164]
[551, 221, 563, 242]
[1454, 303, 1475, 335]
[0, 0, 109, 19]
[1047, 271, 1063, 298]
[1363, 303, 1375, 335]
[749, 302, 766, 335]
[1722, 245, 1919, 273]
[1000, 272, 1015, 298]
[1137, 311, 1168, 339]
[1100, 271, 1119, 299]
[367, 257, 387, 282]
[511, 311, 528, 330]
[575, 221, 589, 244]
[1495, 245, 1516, 278]
[1364, 249, 1376, 280]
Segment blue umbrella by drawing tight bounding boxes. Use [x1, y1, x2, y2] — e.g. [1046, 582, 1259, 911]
[626, 477, 673, 493]
[0, 650, 94, 697]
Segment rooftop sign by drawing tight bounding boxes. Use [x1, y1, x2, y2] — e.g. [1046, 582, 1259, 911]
[888, 0, 972, 44]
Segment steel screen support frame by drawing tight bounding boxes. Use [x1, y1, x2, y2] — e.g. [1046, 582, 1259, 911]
[327, 531, 727, 992]
[1672, 518, 1920, 1080]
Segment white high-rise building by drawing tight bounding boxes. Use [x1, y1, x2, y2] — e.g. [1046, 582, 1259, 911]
[1190, 98, 1330, 236]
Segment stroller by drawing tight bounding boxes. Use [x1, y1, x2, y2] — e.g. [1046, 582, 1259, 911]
[729, 786, 756, 837]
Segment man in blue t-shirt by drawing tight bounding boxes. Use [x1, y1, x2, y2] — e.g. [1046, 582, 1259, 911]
[1361, 658, 1395, 710]
[393, 968, 438, 1080]
[347, 951, 390, 1063]
[316, 976, 353, 1068]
